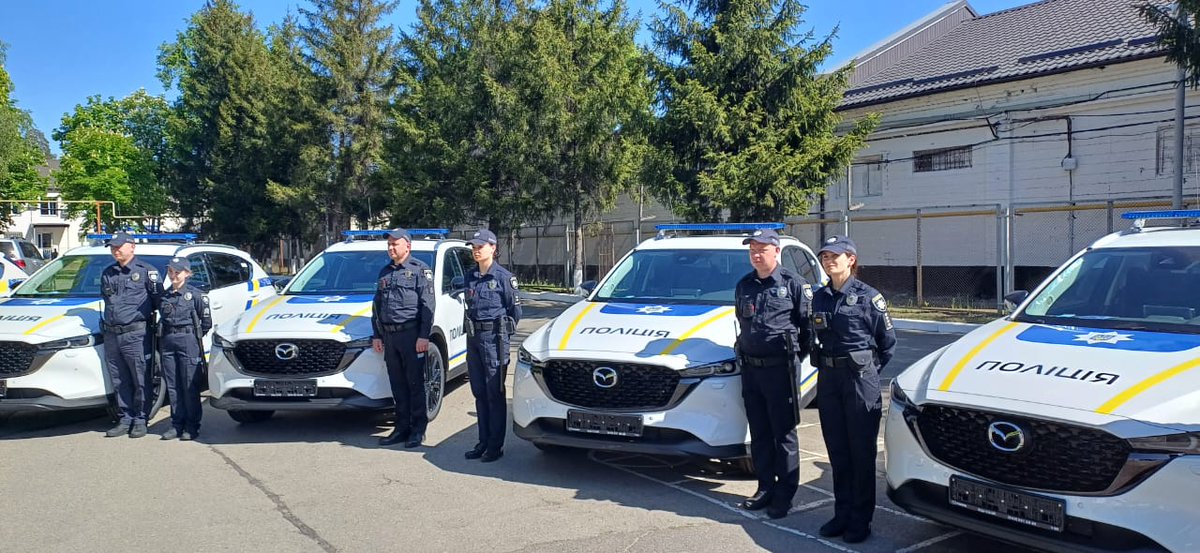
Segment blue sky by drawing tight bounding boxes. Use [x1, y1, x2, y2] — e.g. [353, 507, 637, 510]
[0, 0, 1027, 155]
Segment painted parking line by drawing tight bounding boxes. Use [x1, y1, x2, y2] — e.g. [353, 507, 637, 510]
[802, 484, 930, 523]
[895, 531, 963, 553]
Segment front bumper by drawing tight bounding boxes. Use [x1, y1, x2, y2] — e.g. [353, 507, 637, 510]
[207, 345, 393, 411]
[0, 346, 109, 412]
[883, 400, 1198, 552]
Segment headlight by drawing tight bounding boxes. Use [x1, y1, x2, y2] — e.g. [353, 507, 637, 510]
[1128, 433, 1200, 455]
[345, 337, 373, 349]
[680, 360, 738, 378]
[38, 333, 100, 351]
[890, 380, 919, 411]
[517, 346, 542, 366]
[213, 332, 236, 349]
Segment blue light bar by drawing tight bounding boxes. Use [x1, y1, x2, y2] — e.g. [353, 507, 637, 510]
[1121, 210, 1200, 220]
[86, 233, 198, 243]
[655, 223, 785, 232]
[341, 229, 451, 241]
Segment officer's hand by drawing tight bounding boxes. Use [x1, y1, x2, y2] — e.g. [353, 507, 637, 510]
[372, 338, 383, 353]
[415, 338, 429, 353]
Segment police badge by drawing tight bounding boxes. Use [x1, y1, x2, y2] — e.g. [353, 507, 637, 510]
[404, 270, 413, 279]
[423, 269, 433, 281]
[488, 280, 497, 290]
[802, 284, 813, 300]
[148, 270, 159, 282]
[185, 292, 193, 300]
[846, 294, 858, 305]
[131, 272, 140, 282]
[510, 276, 519, 289]
[775, 286, 788, 298]
[871, 293, 888, 312]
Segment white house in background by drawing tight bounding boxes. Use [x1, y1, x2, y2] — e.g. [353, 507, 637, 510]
[4, 191, 88, 257]
[831, 0, 1197, 294]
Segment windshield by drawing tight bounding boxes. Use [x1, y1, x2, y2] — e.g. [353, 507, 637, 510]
[1015, 246, 1200, 333]
[594, 248, 748, 304]
[13, 254, 173, 298]
[287, 250, 435, 295]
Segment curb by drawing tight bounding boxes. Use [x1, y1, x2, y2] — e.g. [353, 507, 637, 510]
[519, 290, 585, 304]
[893, 318, 980, 335]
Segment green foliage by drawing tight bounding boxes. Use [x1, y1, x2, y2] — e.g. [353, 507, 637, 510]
[650, 0, 875, 222]
[0, 42, 50, 228]
[1139, 1, 1200, 88]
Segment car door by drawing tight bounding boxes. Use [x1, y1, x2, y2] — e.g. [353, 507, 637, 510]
[201, 252, 254, 327]
[440, 246, 469, 371]
[780, 244, 820, 400]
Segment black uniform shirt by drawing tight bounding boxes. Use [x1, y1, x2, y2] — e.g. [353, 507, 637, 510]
[160, 283, 213, 336]
[100, 256, 162, 326]
[465, 263, 522, 324]
[734, 266, 813, 359]
[811, 277, 897, 369]
[371, 256, 435, 340]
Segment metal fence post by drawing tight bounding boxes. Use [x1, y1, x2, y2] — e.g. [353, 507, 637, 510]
[1106, 200, 1113, 234]
[915, 208, 923, 307]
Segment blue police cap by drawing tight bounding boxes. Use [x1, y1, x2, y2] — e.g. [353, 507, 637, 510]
[386, 228, 410, 241]
[818, 235, 857, 256]
[167, 257, 190, 272]
[468, 229, 497, 246]
[741, 229, 780, 246]
[106, 232, 135, 247]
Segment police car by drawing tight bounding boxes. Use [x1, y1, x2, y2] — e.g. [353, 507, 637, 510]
[0, 234, 276, 418]
[886, 210, 1200, 552]
[0, 255, 27, 297]
[514, 223, 826, 468]
[207, 229, 472, 423]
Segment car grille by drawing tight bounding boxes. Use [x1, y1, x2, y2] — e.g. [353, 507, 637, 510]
[539, 361, 681, 410]
[0, 341, 38, 377]
[915, 405, 1129, 493]
[232, 339, 348, 378]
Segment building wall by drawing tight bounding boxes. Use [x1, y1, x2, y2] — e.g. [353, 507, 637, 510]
[4, 194, 88, 257]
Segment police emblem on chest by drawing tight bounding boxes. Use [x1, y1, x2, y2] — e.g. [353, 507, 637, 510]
[774, 286, 787, 298]
[131, 272, 140, 282]
[488, 280, 497, 290]
[185, 292, 193, 301]
[404, 270, 413, 279]
[846, 294, 858, 305]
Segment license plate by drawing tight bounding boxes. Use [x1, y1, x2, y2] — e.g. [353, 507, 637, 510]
[566, 410, 644, 437]
[0, 380, 6, 398]
[252, 379, 317, 398]
[949, 475, 1065, 533]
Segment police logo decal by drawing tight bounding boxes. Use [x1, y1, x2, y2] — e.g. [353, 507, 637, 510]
[871, 293, 887, 312]
[423, 269, 433, 281]
[510, 276, 519, 289]
[149, 270, 159, 282]
[825, 236, 837, 244]
[802, 284, 813, 300]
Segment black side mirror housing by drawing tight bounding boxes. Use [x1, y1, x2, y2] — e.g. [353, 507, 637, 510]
[271, 276, 292, 293]
[1004, 290, 1029, 311]
[579, 280, 597, 296]
[450, 276, 466, 298]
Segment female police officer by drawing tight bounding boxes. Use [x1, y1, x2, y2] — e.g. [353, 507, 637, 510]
[463, 229, 521, 462]
[812, 235, 896, 544]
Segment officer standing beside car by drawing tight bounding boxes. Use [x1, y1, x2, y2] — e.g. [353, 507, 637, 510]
[100, 232, 163, 439]
[463, 229, 522, 463]
[733, 228, 812, 520]
[158, 257, 212, 441]
[372, 229, 435, 448]
[811, 235, 896, 544]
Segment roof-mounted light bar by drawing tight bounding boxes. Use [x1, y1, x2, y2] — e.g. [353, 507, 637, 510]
[654, 222, 785, 239]
[1121, 210, 1200, 231]
[86, 233, 198, 245]
[342, 229, 451, 242]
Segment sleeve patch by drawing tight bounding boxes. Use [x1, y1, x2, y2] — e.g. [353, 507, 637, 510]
[423, 269, 433, 282]
[871, 293, 887, 312]
[802, 283, 813, 300]
[510, 276, 520, 289]
[148, 270, 159, 282]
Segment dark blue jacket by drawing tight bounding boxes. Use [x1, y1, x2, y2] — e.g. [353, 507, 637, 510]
[100, 256, 162, 326]
[371, 256, 435, 340]
[465, 263, 522, 324]
[160, 283, 213, 336]
[811, 277, 896, 369]
[734, 266, 813, 359]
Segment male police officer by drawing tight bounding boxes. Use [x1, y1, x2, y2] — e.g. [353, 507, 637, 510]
[372, 229, 435, 448]
[733, 228, 812, 519]
[463, 229, 522, 462]
[100, 232, 163, 438]
[158, 257, 212, 440]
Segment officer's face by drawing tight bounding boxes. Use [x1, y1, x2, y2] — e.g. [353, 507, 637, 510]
[748, 244, 779, 273]
[387, 237, 410, 264]
[819, 251, 855, 277]
[167, 267, 191, 288]
[472, 242, 496, 263]
[110, 243, 135, 265]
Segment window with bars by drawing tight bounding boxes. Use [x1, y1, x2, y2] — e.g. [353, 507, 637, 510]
[39, 201, 59, 216]
[913, 146, 972, 172]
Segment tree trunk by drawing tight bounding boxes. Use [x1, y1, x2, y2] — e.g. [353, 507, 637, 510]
[572, 192, 584, 289]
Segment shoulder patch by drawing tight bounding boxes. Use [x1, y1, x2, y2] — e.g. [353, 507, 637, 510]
[802, 283, 813, 300]
[872, 293, 888, 312]
[510, 276, 519, 289]
[423, 268, 433, 281]
[201, 295, 210, 304]
[148, 270, 159, 282]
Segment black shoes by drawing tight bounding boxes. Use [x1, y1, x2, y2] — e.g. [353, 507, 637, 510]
[765, 505, 790, 519]
[842, 527, 871, 544]
[161, 428, 180, 440]
[181, 431, 197, 441]
[104, 423, 131, 438]
[738, 491, 773, 511]
[818, 518, 847, 538]
[404, 433, 424, 448]
[480, 449, 503, 463]
[465, 444, 486, 460]
[379, 430, 410, 446]
[129, 422, 148, 439]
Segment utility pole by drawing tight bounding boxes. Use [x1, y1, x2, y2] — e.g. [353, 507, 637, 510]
[1174, 1, 1188, 210]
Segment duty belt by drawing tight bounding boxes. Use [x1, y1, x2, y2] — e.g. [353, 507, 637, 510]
[102, 321, 147, 335]
[381, 321, 418, 333]
[471, 318, 503, 331]
[163, 325, 195, 334]
[741, 354, 789, 368]
[818, 352, 868, 370]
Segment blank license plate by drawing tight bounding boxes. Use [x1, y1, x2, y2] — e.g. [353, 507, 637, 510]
[949, 475, 1065, 532]
[566, 410, 643, 437]
[253, 379, 317, 398]
[0, 380, 6, 398]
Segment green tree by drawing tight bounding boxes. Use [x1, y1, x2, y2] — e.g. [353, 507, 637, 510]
[1140, 1, 1200, 87]
[650, 0, 874, 221]
[0, 42, 50, 228]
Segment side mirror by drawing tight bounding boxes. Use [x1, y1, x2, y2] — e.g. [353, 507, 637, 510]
[578, 280, 597, 296]
[1003, 290, 1029, 312]
[271, 276, 292, 293]
[450, 276, 466, 299]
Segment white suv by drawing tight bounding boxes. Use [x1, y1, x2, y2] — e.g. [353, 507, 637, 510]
[207, 230, 473, 423]
[0, 234, 276, 417]
[886, 210, 1200, 552]
[514, 224, 826, 467]
[0, 256, 27, 297]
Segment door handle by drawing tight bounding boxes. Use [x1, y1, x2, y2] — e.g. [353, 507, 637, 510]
[212, 301, 224, 309]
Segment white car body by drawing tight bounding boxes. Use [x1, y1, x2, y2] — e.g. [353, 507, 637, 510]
[207, 232, 473, 420]
[0, 238, 276, 412]
[514, 227, 827, 461]
[0, 256, 27, 297]
[886, 217, 1200, 552]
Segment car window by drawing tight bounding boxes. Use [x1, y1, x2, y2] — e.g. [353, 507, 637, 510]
[13, 255, 172, 297]
[289, 250, 390, 294]
[441, 248, 463, 291]
[780, 246, 802, 273]
[186, 255, 212, 291]
[791, 247, 821, 285]
[455, 248, 475, 278]
[0, 242, 15, 259]
[205, 252, 251, 289]
[19, 241, 40, 259]
[594, 248, 748, 304]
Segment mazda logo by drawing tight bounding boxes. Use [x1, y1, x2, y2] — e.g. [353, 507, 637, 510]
[593, 366, 618, 388]
[987, 421, 1025, 452]
[275, 343, 299, 361]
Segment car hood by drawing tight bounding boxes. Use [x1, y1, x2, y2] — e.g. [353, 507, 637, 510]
[0, 297, 102, 342]
[907, 318, 1200, 431]
[523, 301, 737, 370]
[219, 294, 374, 341]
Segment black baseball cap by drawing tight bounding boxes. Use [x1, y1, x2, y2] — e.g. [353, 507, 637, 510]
[818, 235, 857, 256]
[742, 229, 780, 246]
[468, 229, 498, 246]
[386, 228, 410, 241]
[106, 232, 135, 247]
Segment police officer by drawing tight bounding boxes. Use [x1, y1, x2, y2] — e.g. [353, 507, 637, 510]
[372, 229, 435, 448]
[100, 232, 163, 438]
[812, 235, 896, 544]
[158, 257, 212, 440]
[463, 229, 522, 462]
[734, 228, 812, 520]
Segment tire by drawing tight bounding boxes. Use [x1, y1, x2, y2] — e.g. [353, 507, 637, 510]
[228, 410, 275, 424]
[424, 342, 446, 422]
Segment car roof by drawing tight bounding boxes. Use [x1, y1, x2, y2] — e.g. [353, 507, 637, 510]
[1091, 226, 1200, 250]
[323, 238, 469, 253]
[633, 234, 811, 251]
[66, 243, 258, 259]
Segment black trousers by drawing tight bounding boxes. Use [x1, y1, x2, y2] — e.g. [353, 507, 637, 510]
[741, 362, 799, 511]
[104, 329, 154, 425]
[383, 328, 427, 435]
[817, 360, 882, 531]
[466, 327, 509, 452]
[161, 332, 203, 433]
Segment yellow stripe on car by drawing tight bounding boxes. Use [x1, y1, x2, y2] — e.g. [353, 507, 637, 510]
[661, 308, 735, 356]
[24, 314, 66, 335]
[936, 321, 1021, 392]
[245, 296, 288, 333]
[331, 305, 373, 334]
[557, 302, 598, 350]
[1096, 357, 1200, 415]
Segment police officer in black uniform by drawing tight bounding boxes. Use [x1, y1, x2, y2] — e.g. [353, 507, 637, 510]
[734, 228, 812, 520]
[372, 229, 435, 448]
[158, 257, 212, 441]
[463, 229, 522, 462]
[100, 232, 163, 438]
[812, 235, 896, 544]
